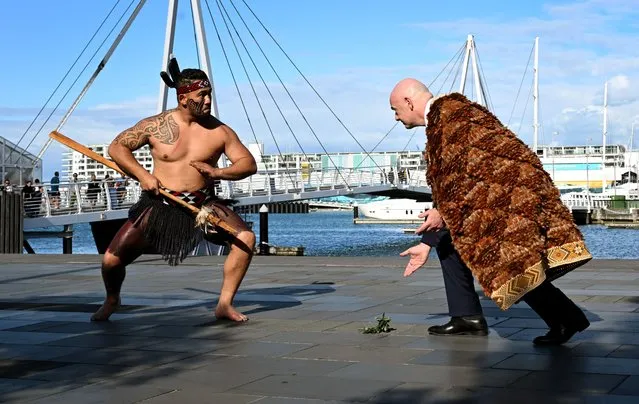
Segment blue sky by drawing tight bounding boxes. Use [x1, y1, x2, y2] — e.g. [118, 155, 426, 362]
[2, 0, 639, 180]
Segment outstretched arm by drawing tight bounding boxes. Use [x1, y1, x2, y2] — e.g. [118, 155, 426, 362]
[190, 125, 257, 181]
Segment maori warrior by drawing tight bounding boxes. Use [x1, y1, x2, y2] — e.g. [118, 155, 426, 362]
[90, 56, 258, 322]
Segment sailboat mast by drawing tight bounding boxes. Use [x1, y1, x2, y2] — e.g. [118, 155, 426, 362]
[533, 37, 539, 154]
[602, 81, 608, 190]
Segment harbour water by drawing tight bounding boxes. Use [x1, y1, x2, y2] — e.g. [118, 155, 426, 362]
[26, 211, 639, 259]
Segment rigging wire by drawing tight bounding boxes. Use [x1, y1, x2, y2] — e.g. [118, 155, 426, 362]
[19, 0, 138, 156]
[238, 0, 387, 178]
[507, 42, 534, 127]
[351, 42, 465, 171]
[473, 43, 494, 112]
[218, 0, 312, 166]
[516, 75, 535, 137]
[212, 0, 301, 187]
[4, 0, 124, 163]
[202, 0, 271, 183]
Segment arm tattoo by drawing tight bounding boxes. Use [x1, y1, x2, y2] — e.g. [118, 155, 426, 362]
[154, 114, 179, 144]
[113, 113, 179, 149]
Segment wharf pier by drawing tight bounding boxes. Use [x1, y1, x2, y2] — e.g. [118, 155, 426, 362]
[1, 255, 639, 402]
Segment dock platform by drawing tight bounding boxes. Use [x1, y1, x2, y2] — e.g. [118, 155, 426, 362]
[1, 255, 639, 402]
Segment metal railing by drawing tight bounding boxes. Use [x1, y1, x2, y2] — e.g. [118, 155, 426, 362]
[8, 165, 429, 220]
[12, 180, 139, 219]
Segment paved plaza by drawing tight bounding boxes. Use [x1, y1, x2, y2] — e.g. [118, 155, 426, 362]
[1, 254, 639, 403]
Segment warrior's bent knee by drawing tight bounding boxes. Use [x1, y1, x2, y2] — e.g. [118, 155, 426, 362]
[102, 251, 123, 271]
[235, 230, 256, 249]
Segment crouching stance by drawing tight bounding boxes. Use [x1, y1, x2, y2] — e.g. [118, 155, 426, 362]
[92, 58, 257, 322]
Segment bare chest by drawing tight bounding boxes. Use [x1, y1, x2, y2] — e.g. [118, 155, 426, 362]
[150, 125, 224, 163]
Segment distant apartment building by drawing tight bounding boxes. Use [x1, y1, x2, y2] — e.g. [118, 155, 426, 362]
[62, 142, 424, 182]
[249, 143, 424, 172]
[61, 145, 153, 182]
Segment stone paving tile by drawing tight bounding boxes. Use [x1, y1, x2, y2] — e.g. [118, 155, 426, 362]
[252, 397, 340, 404]
[142, 390, 266, 404]
[26, 380, 178, 404]
[0, 377, 48, 394]
[0, 319, 45, 331]
[608, 344, 639, 359]
[509, 371, 628, 394]
[231, 374, 401, 401]
[611, 375, 639, 396]
[494, 353, 639, 375]
[24, 363, 134, 382]
[0, 344, 90, 361]
[286, 344, 421, 364]
[570, 342, 622, 357]
[51, 347, 197, 368]
[209, 341, 315, 358]
[409, 349, 515, 368]
[327, 362, 529, 387]
[0, 331, 77, 345]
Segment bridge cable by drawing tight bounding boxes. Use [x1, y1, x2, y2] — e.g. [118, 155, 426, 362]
[211, 0, 300, 187]
[238, 0, 386, 180]
[474, 44, 494, 112]
[430, 42, 466, 94]
[507, 42, 534, 127]
[4, 0, 124, 164]
[351, 122, 399, 171]
[438, 42, 465, 95]
[447, 47, 466, 95]
[401, 128, 419, 153]
[19, 0, 138, 161]
[354, 41, 466, 168]
[224, 0, 317, 166]
[202, 0, 272, 184]
[229, 0, 362, 182]
[516, 76, 535, 136]
[216, 0, 310, 184]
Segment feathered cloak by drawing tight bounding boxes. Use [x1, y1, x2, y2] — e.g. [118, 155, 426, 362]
[425, 93, 592, 310]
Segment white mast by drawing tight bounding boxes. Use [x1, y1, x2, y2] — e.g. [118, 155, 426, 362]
[459, 35, 472, 95]
[602, 81, 608, 190]
[469, 40, 484, 106]
[533, 37, 539, 154]
[157, 0, 178, 113]
[157, 0, 218, 117]
[458, 34, 485, 107]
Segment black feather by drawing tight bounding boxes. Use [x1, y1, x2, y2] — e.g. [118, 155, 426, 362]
[167, 57, 182, 85]
[160, 71, 174, 88]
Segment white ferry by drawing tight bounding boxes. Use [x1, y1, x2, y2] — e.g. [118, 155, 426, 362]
[358, 198, 433, 220]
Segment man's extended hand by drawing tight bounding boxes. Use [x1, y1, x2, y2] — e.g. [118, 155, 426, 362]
[190, 161, 220, 179]
[399, 243, 431, 277]
[415, 208, 444, 234]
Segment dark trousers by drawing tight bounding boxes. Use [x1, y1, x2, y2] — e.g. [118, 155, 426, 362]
[421, 229, 589, 330]
[421, 229, 483, 317]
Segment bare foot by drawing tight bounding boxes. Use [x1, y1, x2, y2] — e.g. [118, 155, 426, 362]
[91, 298, 121, 321]
[215, 305, 248, 322]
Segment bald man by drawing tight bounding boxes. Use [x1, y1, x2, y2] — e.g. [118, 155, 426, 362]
[392, 80, 488, 337]
[390, 78, 591, 345]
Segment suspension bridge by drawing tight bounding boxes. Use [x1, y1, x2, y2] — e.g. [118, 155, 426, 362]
[3, 0, 521, 241]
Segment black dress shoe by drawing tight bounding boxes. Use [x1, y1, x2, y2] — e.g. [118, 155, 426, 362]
[428, 316, 488, 336]
[533, 322, 590, 346]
